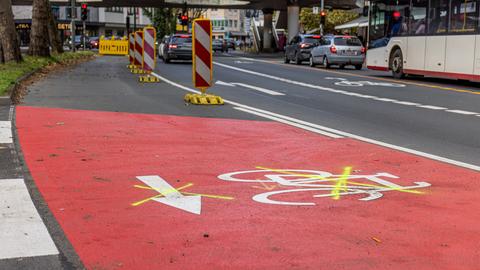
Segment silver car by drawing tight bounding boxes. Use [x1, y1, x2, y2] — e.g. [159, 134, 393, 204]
[309, 35, 365, 70]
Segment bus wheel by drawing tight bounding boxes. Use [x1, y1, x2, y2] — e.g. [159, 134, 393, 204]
[391, 49, 405, 79]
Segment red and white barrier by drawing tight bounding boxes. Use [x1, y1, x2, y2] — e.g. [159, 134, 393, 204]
[134, 30, 143, 68]
[142, 27, 156, 73]
[192, 19, 213, 90]
[128, 33, 135, 66]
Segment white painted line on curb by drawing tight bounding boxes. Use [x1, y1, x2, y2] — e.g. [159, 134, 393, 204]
[0, 179, 59, 259]
[151, 71, 480, 172]
[0, 121, 13, 144]
[446, 110, 478, 115]
[232, 83, 285, 96]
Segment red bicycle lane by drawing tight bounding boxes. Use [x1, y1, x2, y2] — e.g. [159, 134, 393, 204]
[15, 106, 480, 270]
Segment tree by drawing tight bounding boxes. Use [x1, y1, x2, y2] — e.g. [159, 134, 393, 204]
[0, 0, 22, 63]
[46, 2, 63, 54]
[28, 0, 50, 57]
[300, 8, 358, 34]
[143, 8, 178, 40]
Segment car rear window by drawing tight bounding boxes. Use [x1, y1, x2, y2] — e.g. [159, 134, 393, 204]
[303, 37, 321, 44]
[334, 37, 362, 46]
[171, 36, 192, 43]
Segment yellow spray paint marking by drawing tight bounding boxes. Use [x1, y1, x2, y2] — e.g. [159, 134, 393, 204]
[251, 181, 278, 191]
[132, 184, 234, 207]
[256, 166, 424, 195]
[131, 183, 193, 207]
[331, 166, 352, 200]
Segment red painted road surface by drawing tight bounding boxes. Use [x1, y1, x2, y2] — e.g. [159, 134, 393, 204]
[16, 106, 480, 270]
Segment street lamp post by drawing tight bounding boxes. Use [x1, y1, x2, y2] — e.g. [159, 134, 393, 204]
[70, 0, 76, 52]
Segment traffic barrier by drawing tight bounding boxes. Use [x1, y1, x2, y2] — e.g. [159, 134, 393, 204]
[131, 30, 144, 73]
[99, 36, 128, 56]
[186, 19, 224, 105]
[127, 33, 135, 69]
[138, 26, 160, 83]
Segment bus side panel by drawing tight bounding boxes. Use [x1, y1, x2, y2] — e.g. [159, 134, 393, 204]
[425, 36, 446, 72]
[475, 35, 480, 75]
[405, 37, 426, 71]
[366, 47, 388, 70]
[445, 35, 475, 75]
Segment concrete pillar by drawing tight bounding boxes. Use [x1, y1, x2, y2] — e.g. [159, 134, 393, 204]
[287, 2, 300, 42]
[262, 9, 274, 52]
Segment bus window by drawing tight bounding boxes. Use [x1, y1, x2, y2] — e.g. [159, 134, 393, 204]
[428, 0, 449, 34]
[410, 0, 428, 35]
[449, 0, 478, 33]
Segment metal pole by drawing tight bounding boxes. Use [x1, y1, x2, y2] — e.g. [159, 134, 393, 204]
[82, 19, 86, 50]
[320, 0, 324, 35]
[133, 7, 137, 31]
[70, 0, 76, 52]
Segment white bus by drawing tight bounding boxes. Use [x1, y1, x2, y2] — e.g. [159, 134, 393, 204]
[366, 0, 480, 81]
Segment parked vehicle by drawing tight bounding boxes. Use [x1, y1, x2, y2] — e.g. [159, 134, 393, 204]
[158, 35, 169, 59]
[163, 34, 192, 63]
[213, 39, 228, 52]
[284, 34, 321, 65]
[225, 38, 236, 50]
[67, 35, 91, 49]
[310, 35, 365, 70]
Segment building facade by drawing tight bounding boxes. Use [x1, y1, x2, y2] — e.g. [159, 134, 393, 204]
[204, 8, 247, 40]
[12, 5, 152, 46]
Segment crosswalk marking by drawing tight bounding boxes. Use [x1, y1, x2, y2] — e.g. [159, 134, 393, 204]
[0, 121, 12, 144]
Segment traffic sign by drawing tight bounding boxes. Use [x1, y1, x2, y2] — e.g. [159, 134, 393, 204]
[192, 19, 213, 90]
[313, 6, 319, 14]
[128, 33, 134, 68]
[134, 30, 143, 69]
[142, 26, 156, 73]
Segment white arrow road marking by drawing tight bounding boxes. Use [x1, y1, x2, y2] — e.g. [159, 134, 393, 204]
[136, 175, 202, 215]
[232, 83, 285, 96]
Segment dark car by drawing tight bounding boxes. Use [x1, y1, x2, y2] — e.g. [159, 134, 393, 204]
[213, 39, 228, 52]
[89, 36, 99, 49]
[284, 34, 321, 65]
[163, 34, 192, 63]
[225, 38, 236, 50]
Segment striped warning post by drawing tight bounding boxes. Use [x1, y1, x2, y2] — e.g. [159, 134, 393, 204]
[128, 33, 135, 67]
[142, 27, 156, 73]
[192, 19, 213, 91]
[134, 30, 143, 69]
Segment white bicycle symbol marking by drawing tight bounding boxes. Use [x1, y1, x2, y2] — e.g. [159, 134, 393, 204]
[325, 77, 406, 88]
[218, 169, 431, 206]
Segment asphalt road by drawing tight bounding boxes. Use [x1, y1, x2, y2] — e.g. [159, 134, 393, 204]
[152, 52, 480, 168]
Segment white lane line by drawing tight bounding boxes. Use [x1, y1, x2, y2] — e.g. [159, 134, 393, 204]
[215, 61, 480, 117]
[0, 121, 13, 144]
[446, 109, 478, 115]
[417, 105, 447, 110]
[392, 101, 421, 106]
[0, 179, 59, 259]
[151, 71, 480, 172]
[232, 83, 285, 96]
[233, 107, 343, 138]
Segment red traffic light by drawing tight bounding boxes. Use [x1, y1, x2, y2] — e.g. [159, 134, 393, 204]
[320, 11, 326, 16]
[81, 3, 87, 9]
[181, 15, 188, 20]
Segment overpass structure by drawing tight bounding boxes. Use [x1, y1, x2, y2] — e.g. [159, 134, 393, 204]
[12, 0, 361, 50]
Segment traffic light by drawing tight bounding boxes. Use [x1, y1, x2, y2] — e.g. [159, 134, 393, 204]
[181, 15, 189, 26]
[320, 10, 326, 25]
[81, 3, 88, 21]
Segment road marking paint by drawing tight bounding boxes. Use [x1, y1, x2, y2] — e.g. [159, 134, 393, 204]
[215, 61, 480, 117]
[131, 182, 193, 207]
[134, 184, 234, 200]
[233, 107, 343, 138]
[417, 105, 447, 110]
[216, 80, 236, 87]
[151, 72, 480, 172]
[0, 121, 13, 144]
[332, 167, 351, 200]
[236, 57, 480, 95]
[391, 101, 421, 106]
[445, 109, 478, 115]
[136, 176, 202, 214]
[0, 179, 59, 259]
[232, 83, 285, 96]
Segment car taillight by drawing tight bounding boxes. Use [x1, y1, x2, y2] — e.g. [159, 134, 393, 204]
[300, 43, 309, 48]
[169, 44, 178, 49]
[330, 46, 337, 54]
[361, 47, 366, 54]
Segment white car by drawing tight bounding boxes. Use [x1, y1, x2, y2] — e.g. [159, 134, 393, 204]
[158, 35, 169, 59]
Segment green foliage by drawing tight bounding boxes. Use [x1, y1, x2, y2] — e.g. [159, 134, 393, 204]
[0, 51, 94, 96]
[143, 8, 178, 39]
[300, 8, 359, 34]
